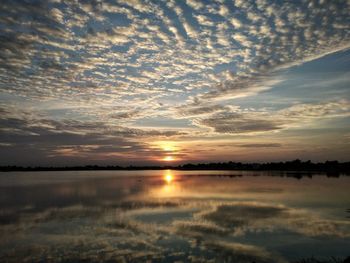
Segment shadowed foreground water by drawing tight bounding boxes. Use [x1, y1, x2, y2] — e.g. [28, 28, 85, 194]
[0, 170, 349, 262]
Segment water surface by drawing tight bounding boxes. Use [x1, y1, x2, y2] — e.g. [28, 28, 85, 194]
[0, 170, 349, 262]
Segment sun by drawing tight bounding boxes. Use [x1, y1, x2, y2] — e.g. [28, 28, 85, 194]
[162, 156, 175, 162]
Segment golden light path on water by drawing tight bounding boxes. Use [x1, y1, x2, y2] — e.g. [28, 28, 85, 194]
[164, 169, 173, 184]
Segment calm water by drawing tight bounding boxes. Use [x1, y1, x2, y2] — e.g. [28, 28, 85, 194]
[0, 170, 349, 263]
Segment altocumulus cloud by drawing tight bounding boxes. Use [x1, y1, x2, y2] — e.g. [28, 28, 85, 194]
[0, 0, 349, 164]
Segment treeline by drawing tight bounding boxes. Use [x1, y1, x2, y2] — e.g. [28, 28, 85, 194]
[180, 160, 350, 173]
[0, 165, 169, 172]
[1, 160, 350, 174]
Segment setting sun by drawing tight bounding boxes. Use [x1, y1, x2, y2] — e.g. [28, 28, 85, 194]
[163, 156, 175, 162]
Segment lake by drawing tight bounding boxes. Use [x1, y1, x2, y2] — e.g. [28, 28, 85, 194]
[0, 170, 349, 262]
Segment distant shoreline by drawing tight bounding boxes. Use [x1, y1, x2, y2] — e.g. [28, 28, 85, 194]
[1, 160, 349, 174]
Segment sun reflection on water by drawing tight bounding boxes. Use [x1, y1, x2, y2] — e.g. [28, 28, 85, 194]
[156, 170, 180, 198]
[164, 170, 173, 184]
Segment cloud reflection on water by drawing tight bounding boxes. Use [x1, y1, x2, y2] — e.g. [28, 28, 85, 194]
[0, 170, 349, 262]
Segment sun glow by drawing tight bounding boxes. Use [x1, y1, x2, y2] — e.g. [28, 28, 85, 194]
[159, 142, 176, 152]
[163, 156, 175, 162]
[163, 145, 174, 151]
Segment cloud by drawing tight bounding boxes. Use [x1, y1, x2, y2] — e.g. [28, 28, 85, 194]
[218, 4, 229, 17]
[1, 0, 348, 104]
[201, 203, 287, 228]
[117, 0, 151, 14]
[195, 14, 214, 27]
[176, 104, 229, 118]
[1, 190, 349, 262]
[0, 0, 349, 164]
[174, 220, 227, 236]
[238, 143, 282, 148]
[194, 111, 282, 134]
[280, 100, 350, 119]
[198, 75, 285, 101]
[84, 26, 134, 45]
[190, 202, 350, 239]
[202, 240, 287, 263]
[109, 110, 144, 120]
[230, 17, 243, 29]
[187, 100, 350, 134]
[185, 0, 204, 10]
[0, 107, 187, 165]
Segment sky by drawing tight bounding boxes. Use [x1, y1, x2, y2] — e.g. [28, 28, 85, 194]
[0, 0, 349, 166]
